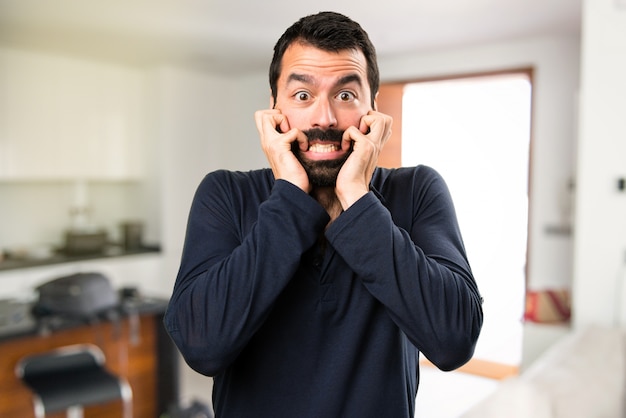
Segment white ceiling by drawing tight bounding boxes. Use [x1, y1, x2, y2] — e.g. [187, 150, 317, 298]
[0, 0, 582, 73]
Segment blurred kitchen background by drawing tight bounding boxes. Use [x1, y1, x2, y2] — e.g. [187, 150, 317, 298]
[1, 0, 625, 417]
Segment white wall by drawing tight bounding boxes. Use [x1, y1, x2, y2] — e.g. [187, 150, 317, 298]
[573, 0, 626, 328]
[220, 73, 273, 172]
[148, 67, 268, 296]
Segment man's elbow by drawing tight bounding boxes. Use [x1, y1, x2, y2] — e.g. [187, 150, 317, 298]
[182, 347, 228, 377]
[164, 314, 230, 377]
[431, 346, 475, 372]
[427, 315, 482, 372]
[167, 328, 230, 377]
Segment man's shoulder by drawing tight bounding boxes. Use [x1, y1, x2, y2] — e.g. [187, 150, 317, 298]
[205, 167, 272, 180]
[198, 168, 274, 196]
[373, 164, 442, 188]
[201, 168, 273, 185]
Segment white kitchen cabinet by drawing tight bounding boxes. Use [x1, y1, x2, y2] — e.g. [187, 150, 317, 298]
[0, 49, 146, 180]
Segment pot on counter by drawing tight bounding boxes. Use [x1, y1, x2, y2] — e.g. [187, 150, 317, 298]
[64, 229, 108, 255]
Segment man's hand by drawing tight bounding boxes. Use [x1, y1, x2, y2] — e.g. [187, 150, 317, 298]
[336, 111, 393, 209]
[254, 109, 310, 193]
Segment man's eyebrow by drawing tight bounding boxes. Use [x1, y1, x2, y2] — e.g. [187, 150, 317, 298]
[336, 74, 363, 87]
[286, 73, 363, 88]
[287, 73, 313, 85]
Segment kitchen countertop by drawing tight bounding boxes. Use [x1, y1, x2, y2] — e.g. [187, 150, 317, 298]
[0, 245, 161, 272]
[0, 296, 168, 342]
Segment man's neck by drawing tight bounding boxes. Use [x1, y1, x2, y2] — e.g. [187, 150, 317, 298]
[311, 187, 343, 225]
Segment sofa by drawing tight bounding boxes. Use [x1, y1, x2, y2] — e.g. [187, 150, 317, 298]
[462, 325, 624, 418]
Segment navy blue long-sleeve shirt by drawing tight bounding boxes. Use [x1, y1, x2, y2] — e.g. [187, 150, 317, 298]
[164, 165, 483, 418]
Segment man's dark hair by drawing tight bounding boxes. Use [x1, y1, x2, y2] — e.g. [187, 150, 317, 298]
[269, 11, 379, 108]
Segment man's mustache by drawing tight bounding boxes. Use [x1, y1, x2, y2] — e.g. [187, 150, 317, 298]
[303, 128, 344, 143]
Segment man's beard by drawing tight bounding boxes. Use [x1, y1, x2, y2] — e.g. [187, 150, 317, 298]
[291, 128, 352, 187]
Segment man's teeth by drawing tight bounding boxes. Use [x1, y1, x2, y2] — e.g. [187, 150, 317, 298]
[308, 143, 339, 153]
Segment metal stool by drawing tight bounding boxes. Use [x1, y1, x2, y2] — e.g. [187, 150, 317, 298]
[15, 344, 133, 418]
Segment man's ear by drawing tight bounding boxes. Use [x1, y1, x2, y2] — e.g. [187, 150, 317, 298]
[270, 90, 276, 109]
[372, 91, 379, 111]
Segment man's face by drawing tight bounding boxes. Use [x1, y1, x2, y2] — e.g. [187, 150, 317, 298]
[273, 43, 375, 187]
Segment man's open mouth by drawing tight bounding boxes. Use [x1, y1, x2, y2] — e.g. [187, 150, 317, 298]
[294, 128, 348, 161]
[308, 142, 340, 153]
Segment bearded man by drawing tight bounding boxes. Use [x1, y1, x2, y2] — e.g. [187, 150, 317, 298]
[165, 11, 483, 418]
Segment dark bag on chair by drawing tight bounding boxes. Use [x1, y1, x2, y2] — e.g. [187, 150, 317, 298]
[34, 272, 119, 318]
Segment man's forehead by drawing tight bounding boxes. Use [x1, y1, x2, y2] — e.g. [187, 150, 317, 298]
[279, 43, 368, 84]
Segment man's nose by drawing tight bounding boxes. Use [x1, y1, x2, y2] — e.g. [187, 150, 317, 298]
[311, 98, 337, 129]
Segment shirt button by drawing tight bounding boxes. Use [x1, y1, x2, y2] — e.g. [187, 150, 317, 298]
[313, 256, 323, 268]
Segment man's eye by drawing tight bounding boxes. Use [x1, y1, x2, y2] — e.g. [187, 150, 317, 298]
[295, 91, 310, 101]
[338, 91, 355, 102]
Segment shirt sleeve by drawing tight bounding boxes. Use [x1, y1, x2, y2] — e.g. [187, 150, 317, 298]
[325, 167, 483, 371]
[164, 173, 329, 376]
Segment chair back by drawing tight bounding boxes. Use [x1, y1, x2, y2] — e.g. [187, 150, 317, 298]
[16, 344, 105, 380]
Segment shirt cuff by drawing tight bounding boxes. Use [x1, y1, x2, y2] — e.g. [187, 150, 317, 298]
[325, 191, 382, 241]
[271, 179, 330, 226]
